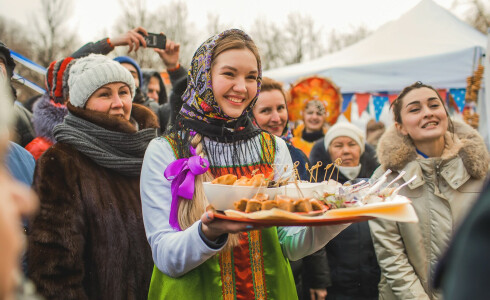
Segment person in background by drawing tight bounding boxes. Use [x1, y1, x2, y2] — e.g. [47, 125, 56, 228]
[140, 29, 347, 299]
[27, 54, 157, 299]
[0, 40, 35, 147]
[365, 119, 386, 149]
[142, 70, 167, 105]
[292, 100, 328, 157]
[310, 122, 380, 300]
[370, 81, 489, 299]
[252, 76, 329, 300]
[0, 66, 41, 300]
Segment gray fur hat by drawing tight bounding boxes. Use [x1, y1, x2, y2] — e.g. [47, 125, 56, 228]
[68, 54, 135, 108]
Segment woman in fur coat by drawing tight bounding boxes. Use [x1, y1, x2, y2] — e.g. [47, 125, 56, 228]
[369, 81, 489, 300]
[27, 54, 157, 300]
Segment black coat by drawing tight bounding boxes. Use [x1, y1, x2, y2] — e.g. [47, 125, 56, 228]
[287, 142, 330, 299]
[310, 140, 381, 299]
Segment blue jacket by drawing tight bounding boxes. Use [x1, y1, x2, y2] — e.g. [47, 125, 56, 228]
[7, 142, 35, 186]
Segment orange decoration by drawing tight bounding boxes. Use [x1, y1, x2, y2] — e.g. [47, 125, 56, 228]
[288, 76, 342, 125]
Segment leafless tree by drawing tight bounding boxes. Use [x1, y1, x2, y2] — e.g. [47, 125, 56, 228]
[206, 13, 232, 37]
[250, 18, 287, 70]
[282, 12, 326, 65]
[112, 0, 196, 69]
[326, 25, 371, 53]
[455, 0, 490, 33]
[251, 12, 326, 70]
[0, 16, 46, 101]
[32, 0, 79, 66]
[153, 0, 197, 67]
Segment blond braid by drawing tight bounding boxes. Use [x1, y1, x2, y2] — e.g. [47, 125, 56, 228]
[177, 133, 240, 250]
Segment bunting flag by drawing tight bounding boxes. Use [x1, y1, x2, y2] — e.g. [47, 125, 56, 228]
[449, 88, 466, 113]
[341, 93, 354, 113]
[388, 94, 398, 104]
[437, 89, 447, 102]
[355, 93, 370, 117]
[372, 95, 388, 121]
[343, 102, 352, 122]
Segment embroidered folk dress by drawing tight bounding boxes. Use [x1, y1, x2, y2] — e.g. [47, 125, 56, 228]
[140, 133, 347, 300]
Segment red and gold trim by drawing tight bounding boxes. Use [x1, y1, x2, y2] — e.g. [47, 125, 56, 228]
[248, 230, 267, 300]
[219, 249, 236, 300]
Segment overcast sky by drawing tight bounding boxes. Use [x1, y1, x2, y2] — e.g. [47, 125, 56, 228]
[1, 0, 464, 44]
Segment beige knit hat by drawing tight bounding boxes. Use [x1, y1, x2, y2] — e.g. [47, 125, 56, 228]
[324, 122, 366, 154]
[68, 54, 135, 108]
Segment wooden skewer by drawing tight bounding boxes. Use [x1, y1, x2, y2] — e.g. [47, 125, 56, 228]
[314, 161, 322, 183]
[323, 163, 333, 182]
[293, 161, 301, 181]
[252, 177, 266, 199]
[329, 158, 343, 181]
[293, 173, 305, 198]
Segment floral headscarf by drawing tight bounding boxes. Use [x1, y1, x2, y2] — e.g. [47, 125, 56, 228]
[179, 29, 262, 125]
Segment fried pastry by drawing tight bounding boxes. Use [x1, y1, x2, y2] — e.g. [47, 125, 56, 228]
[211, 174, 237, 185]
[233, 176, 250, 186]
[293, 199, 313, 213]
[245, 199, 262, 213]
[261, 200, 278, 210]
[234, 198, 248, 212]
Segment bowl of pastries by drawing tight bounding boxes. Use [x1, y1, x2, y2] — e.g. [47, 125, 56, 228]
[203, 174, 284, 211]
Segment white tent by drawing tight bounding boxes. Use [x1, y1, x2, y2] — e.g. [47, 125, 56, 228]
[264, 0, 486, 94]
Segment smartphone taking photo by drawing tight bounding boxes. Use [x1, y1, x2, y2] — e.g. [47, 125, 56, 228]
[139, 32, 166, 49]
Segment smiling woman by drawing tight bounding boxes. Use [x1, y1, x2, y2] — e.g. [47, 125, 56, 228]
[211, 48, 258, 118]
[140, 29, 348, 300]
[370, 81, 489, 299]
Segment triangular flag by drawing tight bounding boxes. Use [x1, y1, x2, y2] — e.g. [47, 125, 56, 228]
[343, 102, 352, 122]
[388, 94, 397, 104]
[356, 93, 370, 117]
[449, 88, 466, 113]
[341, 93, 354, 113]
[373, 95, 388, 121]
[437, 89, 447, 102]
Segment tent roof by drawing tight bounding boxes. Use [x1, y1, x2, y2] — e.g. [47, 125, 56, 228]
[264, 0, 486, 93]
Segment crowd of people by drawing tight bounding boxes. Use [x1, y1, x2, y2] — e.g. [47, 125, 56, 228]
[0, 26, 489, 300]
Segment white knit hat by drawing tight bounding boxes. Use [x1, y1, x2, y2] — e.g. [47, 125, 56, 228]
[324, 122, 366, 154]
[68, 54, 136, 108]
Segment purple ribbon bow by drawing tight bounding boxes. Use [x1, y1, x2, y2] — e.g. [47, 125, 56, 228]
[164, 149, 209, 231]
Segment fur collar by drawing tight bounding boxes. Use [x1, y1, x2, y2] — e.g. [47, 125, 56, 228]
[67, 102, 159, 133]
[377, 120, 489, 179]
[32, 94, 68, 143]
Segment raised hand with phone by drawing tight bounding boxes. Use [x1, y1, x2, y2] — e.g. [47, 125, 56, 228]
[110, 27, 181, 72]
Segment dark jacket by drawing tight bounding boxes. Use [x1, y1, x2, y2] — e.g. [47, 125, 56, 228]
[288, 143, 330, 299]
[310, 139, 380, 300]
[27, 104, 157, 300]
